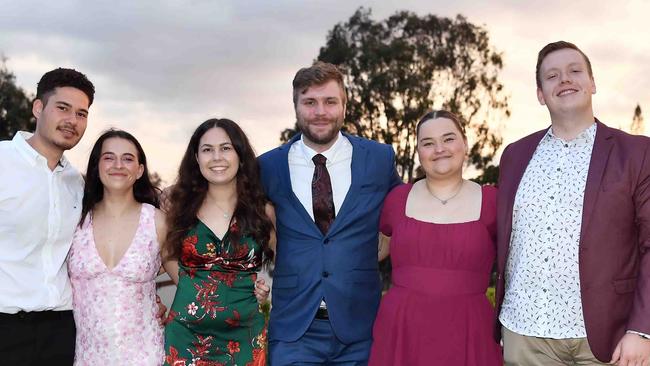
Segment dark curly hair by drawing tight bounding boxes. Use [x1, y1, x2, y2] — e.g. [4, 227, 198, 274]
[79, 129, 160, 227]
[164, 118, 274, 264]
[36, 67, 95, 106]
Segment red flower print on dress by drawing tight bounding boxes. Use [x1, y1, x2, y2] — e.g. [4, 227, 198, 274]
[165, 346, 188, 366]
[189, 334, 214, 359]
[225, 310, 240, 328]
[246, 348, 266, 366]
[227, 340, 240, 354]
[195, 360, 225, 366]
[193, 275, 227, 319]
[211, 271, 237, 287]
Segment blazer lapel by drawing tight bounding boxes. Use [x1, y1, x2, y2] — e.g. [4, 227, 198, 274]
[279, 134, 322, 236]
[579, 120, 614, 243]
[327, 134, 367, 236]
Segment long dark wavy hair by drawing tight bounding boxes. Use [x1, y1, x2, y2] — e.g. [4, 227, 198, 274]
[164, 118, 274, 263]
[79, 129, 160, 227]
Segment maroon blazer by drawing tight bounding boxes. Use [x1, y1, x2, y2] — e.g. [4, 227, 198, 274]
[495, 120, 650, 362]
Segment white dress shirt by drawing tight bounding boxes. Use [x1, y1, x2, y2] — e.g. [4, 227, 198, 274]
[0, 132, 83, 313]
[288, 132, 352, 310]
[288, 132, 353, 220]
[500, 123, 596, 338]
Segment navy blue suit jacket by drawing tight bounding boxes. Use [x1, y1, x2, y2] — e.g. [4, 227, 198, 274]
[259, 133, 400, 344]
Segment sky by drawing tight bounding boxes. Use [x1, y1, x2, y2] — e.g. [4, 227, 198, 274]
[2, 0, 649, 183]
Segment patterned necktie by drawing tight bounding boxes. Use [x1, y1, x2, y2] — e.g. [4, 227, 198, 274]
[312, 154, 335, 235]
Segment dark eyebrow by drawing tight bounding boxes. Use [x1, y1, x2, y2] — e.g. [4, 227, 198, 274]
[200, 142, 232, 148]
[100, 152, 136, 158]
[55, 101, 89, 115]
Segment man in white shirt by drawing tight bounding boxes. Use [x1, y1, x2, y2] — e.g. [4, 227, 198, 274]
[0, 68, 95, 364]
[496, 41, 650, 365]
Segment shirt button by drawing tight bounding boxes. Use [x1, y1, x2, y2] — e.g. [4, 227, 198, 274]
[322, 271, 329, 278]
[550, 196, 554, 200]
[556, 168, 561, 172]
[564, 144, 569, 148]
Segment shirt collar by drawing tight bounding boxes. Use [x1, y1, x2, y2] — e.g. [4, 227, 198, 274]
[12, 131, 69, 169]
[299, 131, 345, 165]
[545, 122, 597, 146]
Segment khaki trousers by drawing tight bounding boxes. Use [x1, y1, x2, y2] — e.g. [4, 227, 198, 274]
[503, 327, 610, 365]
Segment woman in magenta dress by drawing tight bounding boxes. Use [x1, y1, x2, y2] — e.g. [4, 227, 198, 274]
[369, 110, 503, 365]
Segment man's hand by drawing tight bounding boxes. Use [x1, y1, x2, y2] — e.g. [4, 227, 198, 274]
[155, 295, 168, 326]
[254, 279, 270, 304]
[611, 333, 650, 366]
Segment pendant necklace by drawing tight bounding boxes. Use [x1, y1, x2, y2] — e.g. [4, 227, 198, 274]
[426, 180, 464, 205]
[213, 201, 232, 219]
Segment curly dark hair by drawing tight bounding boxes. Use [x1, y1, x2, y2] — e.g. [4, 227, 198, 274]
[79, 129, 160, 227]
[164, 118, 274, 264]
[36, 67, 95, 106]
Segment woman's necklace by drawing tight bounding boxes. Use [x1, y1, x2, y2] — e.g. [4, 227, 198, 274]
[425, 180, 465, 205]
[213, 201, 232, 219]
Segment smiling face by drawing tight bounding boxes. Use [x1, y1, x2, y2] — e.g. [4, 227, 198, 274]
[417, 117, 467, 179]
[295, 79, 346, 152]
[32, 86, 90, 154]
[98, 137, 144, 192]
[196, 127, 240, 186]
[537, 48, 596, 117]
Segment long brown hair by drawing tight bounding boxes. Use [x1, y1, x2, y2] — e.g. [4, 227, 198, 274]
[163, 118, 273, 263]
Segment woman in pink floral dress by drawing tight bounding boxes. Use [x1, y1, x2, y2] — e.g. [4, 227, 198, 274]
[68, 129, 171, 365]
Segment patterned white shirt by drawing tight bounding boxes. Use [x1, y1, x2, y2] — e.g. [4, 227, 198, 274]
[500, 123, 596, 338]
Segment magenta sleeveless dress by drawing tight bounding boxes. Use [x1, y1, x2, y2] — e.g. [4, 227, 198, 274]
[68, 203, 164, 365]
[369, 184, 503, 366]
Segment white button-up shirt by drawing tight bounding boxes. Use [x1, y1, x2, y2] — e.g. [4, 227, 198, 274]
[288, 132, 352, 220]
[500, 123, 596, 338]
[0, 132, 83, 313]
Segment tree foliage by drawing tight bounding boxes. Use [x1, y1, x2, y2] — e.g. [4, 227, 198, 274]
[281, 8, 510, 183]
[0, 57, 35, 140]
[630, 104, 644, 135]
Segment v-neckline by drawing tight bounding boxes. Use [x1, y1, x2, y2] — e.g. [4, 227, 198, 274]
[90, 204, 144, 272]
[197, 216, 232, 242]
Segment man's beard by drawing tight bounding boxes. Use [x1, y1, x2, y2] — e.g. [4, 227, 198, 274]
[298, 116, 343, 146]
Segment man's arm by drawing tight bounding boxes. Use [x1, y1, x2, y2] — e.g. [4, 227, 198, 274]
[611, 138, 650, 365]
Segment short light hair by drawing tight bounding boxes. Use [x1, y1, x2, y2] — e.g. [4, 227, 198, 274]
[292, 61, 347, 107]
[536, 41, 593, 88]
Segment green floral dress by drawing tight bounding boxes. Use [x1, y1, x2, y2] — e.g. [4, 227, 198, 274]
[164, 219, 267, 366]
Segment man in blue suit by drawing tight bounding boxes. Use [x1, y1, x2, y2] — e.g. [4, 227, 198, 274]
[259, 61, 401, 365]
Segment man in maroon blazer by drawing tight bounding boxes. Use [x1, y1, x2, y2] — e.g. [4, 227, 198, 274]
[496, 41, 650, 365]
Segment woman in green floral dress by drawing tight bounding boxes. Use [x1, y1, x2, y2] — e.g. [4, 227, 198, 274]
[162, 119, 275, 366]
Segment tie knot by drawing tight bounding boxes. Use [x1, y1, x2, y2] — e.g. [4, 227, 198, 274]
[312, 154, 327, 166]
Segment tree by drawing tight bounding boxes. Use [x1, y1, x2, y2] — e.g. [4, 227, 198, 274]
[281, 8, 510, 183]
[0, 56, 35, 140]
[630, 104, 644, 135]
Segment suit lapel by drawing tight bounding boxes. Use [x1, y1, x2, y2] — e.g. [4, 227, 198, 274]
[327, 134, 367, 236]
[579, 120, 614, 243]
[279, 134, 322, 236]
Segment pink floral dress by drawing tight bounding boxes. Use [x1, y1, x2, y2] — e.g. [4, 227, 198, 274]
[68, 203, 164, 366]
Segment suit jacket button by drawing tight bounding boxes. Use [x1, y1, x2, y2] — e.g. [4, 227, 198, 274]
[322, 271, 329, 278]
[324, 238, 330, 244]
